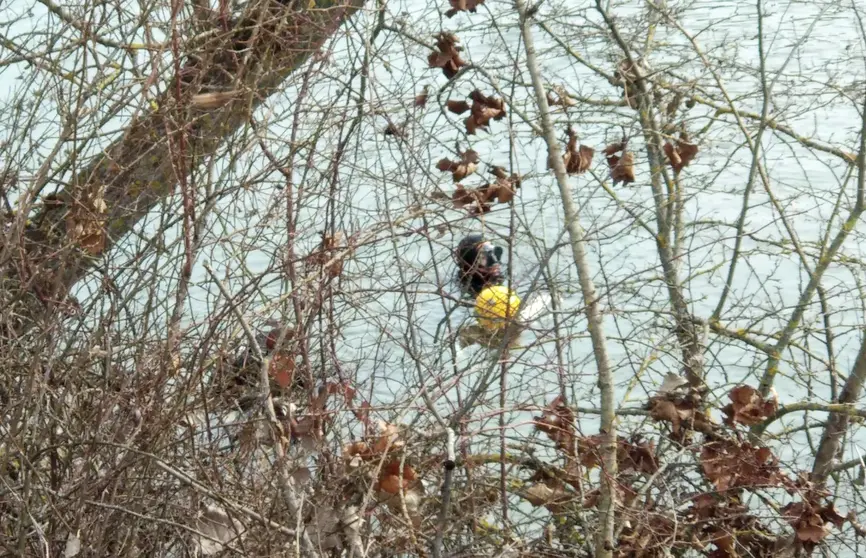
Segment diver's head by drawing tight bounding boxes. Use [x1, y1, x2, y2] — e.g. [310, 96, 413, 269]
[455, 234, 505, 296]
[456, 234, 503, 273]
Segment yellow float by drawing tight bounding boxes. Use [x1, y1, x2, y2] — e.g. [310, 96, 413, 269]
[475, 285, 521, 332]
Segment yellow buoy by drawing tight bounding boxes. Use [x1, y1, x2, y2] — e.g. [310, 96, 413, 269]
[475, 286, 521, 332]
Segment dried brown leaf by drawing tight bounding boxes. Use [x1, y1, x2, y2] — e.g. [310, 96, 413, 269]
[663, 131, 699, 173]
[427, 32, 466, 79]
[414, 86, 430, 107]
[647, 391, 715, 438]
[620, 436, 659, 474]
[722, 384, 778, 427]
[489, 165, 509, 180]
[377, 460, 418, 494]
[446, 99, 471, 114]
[436, 150, 480, 182]
[558, 129, 594, 174]
[451, 184, 477, 209]
[486, 175, 520, 204]
[269, 353, 295, 389]
[605, 146, 635, 185]
[190, 90, 239, 109]
[701, 439, 788, 492]
[445, 0, 485, 17]
[464, 89, 506, 135]
[534, 396, 576, 455]
[523, 479, 571, 514]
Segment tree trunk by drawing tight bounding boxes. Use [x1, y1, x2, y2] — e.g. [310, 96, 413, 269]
[2, 0, 363, 331]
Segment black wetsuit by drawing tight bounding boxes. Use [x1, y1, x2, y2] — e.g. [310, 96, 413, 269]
[454, 234, 506, 297]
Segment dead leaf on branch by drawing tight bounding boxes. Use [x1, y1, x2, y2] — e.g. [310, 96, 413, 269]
[685, 495, 776, 558]
[546, 86, 577, 107]
[523, 477, 572, 514]
[465, 89, 506, 135]
[552, 128, 594, 175]
[449, 171, 520, 214]
[603, 141, 636, 185]
[575, 435, 659, 474]
[533, 395, 576, 455]
[620, 436, 660, 474]
[646, 391, 714, 437]
[721, 384, 778, 427]
[427, 32, 466, 79]
[306, 231, 345, 278]
[582, 480, 637, 509]
[489, 165, 509, 180]
[445, 0, 485, 17]
[268, 353, 295, 389]
[376, 459, 419, 495]
[446, 99, 471, 114]
[663, 130, 699, 174]
[782, 500, 845, 552]
[614, 59, 644, 109]
[436, 149, 480, 182]
[451, 184, 485, 210]
[700, 438, 788, 492]
[343, 420, 405, 464]
[414, 85, 430, 107]
[778, 473, 849, 551]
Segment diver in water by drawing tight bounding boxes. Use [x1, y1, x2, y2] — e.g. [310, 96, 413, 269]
[454, 234, 506, 297]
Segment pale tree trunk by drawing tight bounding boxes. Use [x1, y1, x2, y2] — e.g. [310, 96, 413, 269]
[2, 0, 363, 331]
[514, 3, 617, 557]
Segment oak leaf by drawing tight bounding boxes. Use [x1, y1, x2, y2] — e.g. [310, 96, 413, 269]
[485, 172, 521, 204]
